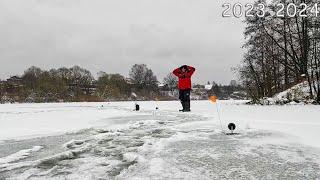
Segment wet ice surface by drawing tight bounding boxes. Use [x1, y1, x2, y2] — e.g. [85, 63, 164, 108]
[1, 106, 320, 179]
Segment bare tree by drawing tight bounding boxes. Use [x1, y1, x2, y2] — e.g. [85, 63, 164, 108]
[163, 73, 178, 91]
[129, 64, 159, 98]
[238, 0, 320, 103]
[129, 64, 158, 88]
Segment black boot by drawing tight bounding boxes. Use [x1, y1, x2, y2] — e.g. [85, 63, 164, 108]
[179, 101, 185, 112]
[183, 101, 191, 112]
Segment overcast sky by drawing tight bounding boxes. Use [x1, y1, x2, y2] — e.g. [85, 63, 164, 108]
[0, 0, 249, 84]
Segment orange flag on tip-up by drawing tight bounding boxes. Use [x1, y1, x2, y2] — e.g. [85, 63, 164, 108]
[209, 95, 217, 103]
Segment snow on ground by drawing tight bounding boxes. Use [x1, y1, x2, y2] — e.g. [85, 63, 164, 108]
[0, 146, 43, 164]
[260, 81, 316, 104]
[0, 102, 145, 140]
[0, 101, 320, 179]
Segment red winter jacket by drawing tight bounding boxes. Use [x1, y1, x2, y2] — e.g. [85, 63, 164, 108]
[173, 66, 196, 90]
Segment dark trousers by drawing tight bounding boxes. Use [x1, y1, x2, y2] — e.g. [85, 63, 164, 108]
[179, 89, 191, 111]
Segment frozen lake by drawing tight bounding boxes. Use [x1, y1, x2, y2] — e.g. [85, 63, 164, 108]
[1, 101, 320, 179]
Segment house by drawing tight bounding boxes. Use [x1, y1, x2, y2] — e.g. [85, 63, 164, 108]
[192, 84, 209, 100]
[158, 83, 178, 98]
[205, 84, 213, 90]
[6, 76, 23, 86]
[4, 76, 24, 94]
[125, 78, 134, 85]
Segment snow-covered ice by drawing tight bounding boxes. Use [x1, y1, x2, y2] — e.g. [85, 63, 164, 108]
[0, 146, 43, 164]
[0, 103, 145, 140]
[0, 101, 320, 179]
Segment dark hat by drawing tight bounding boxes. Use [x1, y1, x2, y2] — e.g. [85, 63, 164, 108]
[180, 65, 188, 70]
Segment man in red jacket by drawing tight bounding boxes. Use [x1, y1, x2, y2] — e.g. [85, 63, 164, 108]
[173, 65, 196, 112]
